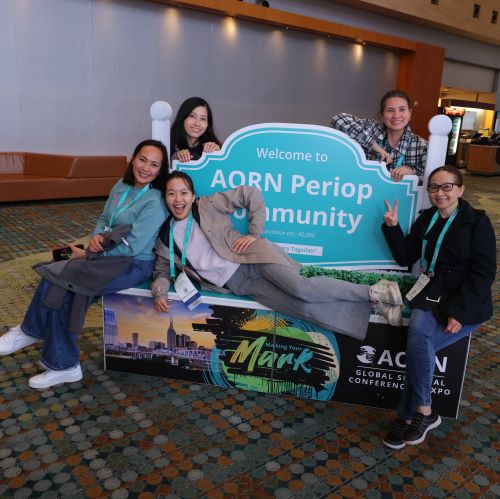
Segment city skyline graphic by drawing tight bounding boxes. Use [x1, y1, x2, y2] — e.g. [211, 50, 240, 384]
[103, 293, 216, 349]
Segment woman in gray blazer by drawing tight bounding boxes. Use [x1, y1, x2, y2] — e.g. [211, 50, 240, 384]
[152, 171, 404, 340]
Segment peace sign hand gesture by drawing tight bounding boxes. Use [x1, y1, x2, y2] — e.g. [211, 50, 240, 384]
[384, 200, 399, 227]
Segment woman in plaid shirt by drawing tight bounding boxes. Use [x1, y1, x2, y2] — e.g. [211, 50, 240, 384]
[331, 90, 427, 183]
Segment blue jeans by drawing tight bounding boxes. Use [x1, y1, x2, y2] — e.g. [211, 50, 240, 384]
[21, 259, 154, 370]
[397, 308, 480, 420]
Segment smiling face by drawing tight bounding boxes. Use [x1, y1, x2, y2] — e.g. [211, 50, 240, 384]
[183, 105, 209, 147]
[381, 97, 412, 133]
[165, 177, 196, 220]
[132, 145, 163, 188]
[427, 170, 464, 217]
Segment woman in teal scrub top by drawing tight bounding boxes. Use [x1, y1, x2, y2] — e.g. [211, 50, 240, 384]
[0, 140, 169, 390]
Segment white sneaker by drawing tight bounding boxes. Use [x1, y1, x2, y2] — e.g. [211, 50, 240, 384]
[373, 302, 403, 327]
[29, 364, 83, 389]
[369, 279, 403, 306]
[0, 325, 39, 355]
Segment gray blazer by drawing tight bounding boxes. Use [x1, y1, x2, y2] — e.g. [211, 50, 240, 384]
[152, 186, 300, 300]
[33, 225, 133, 332]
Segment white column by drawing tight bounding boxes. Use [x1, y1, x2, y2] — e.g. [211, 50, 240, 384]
[419, 114, 452, 210]
[150, 101, 172, 157]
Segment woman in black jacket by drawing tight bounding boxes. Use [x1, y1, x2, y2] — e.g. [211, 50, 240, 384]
[381, 165, 496, 449]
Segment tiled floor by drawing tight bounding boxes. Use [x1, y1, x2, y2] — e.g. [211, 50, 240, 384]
[0, 198, 104, 264]
[0, 173, 498, 498]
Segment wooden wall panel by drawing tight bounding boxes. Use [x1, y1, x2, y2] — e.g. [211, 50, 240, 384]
[151, 0, 417, 50]
[334, 0, 500, 46]
[397, 43, 445, 138]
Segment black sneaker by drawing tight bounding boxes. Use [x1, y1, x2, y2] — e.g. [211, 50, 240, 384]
[383, 417, 409, 449]
[403, 411, 441, 445]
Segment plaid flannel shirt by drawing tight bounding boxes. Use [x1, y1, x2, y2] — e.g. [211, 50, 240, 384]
[330, 113, 427, 179]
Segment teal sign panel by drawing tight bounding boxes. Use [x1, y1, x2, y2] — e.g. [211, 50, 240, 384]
[174, 124, 422, 269]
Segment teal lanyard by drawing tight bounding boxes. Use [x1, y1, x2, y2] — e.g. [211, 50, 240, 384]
[108, 184, 150, 229]
[420, 208, 457, 275]
[169, 213, 193, 279]
[379, 139, 405, 168]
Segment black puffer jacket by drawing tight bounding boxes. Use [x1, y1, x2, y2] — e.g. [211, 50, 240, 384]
[382, 199, 496, 325]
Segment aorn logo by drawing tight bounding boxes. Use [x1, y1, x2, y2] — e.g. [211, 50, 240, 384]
[356, 345, 448, 373]
[357, 346, 376, 364]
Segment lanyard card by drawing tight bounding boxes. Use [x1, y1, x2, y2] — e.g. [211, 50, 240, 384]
[405, 273, 430, 302]
[173, 271, 202, 311]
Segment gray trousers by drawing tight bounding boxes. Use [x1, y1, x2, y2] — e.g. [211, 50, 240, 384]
[225, 263, 371, 340]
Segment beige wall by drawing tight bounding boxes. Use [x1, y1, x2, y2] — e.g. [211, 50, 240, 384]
[442, 60, 496, 93]
[334, 0, 500, 45]
[441, 92, 496, 103]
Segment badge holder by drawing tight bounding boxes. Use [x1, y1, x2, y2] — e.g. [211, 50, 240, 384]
[169, 213, 202, 310]
[410, 207, 457, 304]
[174, 271, 202, 311]
[405, 273, 430, 302]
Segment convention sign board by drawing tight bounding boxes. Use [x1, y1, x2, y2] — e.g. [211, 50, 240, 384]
[173, 124, 422, 269]
[103, 289, 470, 418]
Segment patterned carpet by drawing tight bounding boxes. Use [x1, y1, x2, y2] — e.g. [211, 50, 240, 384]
[0, 174, 498, 498]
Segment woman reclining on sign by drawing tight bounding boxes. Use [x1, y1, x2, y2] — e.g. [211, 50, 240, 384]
[151, 171, 404, 340]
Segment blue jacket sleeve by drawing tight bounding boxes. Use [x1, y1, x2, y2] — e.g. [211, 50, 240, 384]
[92, 180, 121, 236]
[102, 192, 167, 258]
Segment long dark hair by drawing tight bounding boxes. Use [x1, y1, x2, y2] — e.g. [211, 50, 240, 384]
[170, 97, 220, 156]
[378, 89, 413, 114]
[122, 139, 169, 192]
[428, 165, 464, 186]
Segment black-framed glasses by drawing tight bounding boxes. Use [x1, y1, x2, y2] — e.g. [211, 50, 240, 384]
[427, 182, 460, 193]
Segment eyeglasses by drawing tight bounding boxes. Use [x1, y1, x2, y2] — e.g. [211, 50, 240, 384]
[427, 182, 460, 193]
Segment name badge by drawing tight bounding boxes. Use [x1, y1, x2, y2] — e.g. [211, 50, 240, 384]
[405, 272, 430, 302]
[173, 271, 202, 310]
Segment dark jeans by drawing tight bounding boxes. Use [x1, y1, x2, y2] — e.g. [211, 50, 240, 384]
[21, 259, 154, 370]
[397, 308, 480, 420]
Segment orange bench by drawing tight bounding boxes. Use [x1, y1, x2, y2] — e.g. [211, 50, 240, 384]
[0, 152, 127, 202]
